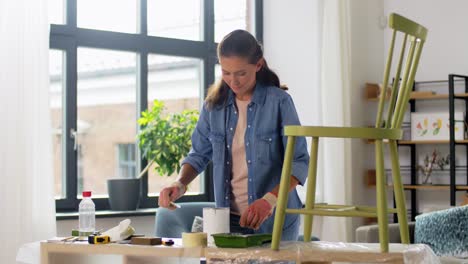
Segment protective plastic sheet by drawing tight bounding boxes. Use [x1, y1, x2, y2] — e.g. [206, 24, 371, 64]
[205, 241, 441, 264]
[18, 240, 444, 264]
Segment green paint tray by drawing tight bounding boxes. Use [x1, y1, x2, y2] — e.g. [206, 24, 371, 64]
[212, 233, 272, 248]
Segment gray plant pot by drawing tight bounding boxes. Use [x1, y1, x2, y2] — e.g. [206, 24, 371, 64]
[107, 178, 141, 211]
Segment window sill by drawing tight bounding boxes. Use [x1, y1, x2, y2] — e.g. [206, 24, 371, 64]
[56, 208, 157, 220]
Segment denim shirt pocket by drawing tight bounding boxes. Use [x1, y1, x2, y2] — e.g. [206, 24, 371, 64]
[209, 133, 225, 164]
[256, 132, 278, 164]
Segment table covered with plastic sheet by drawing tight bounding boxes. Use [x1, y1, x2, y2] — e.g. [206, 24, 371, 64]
[18, 239, 442, 264]
[205, 241, 441, 264]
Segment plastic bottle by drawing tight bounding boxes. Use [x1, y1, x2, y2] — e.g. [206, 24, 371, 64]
[79, 191, 95, 236]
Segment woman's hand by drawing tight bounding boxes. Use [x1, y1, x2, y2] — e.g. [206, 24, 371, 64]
[239, 198, 273, 230]
[158, 181, 186, 210]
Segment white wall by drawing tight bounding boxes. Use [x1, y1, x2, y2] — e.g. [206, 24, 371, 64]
[263, 0, 321, 127]
[384, 0, 468, 81]
[384, 0, 468, 212]
[263, 0, 385, 135]
[348, 0, 386, 235]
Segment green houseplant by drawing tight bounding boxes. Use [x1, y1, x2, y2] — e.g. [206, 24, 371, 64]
[107, 100, 198, 211]
[137, 100, 199, 178]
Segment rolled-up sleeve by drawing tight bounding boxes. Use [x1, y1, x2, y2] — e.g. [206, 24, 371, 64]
[280, 95, 310, 185]
[181, 103, 212, 174]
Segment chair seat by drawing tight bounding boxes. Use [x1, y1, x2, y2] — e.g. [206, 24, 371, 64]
[284, 126, 402, 140]
[286, 204, 398, 217]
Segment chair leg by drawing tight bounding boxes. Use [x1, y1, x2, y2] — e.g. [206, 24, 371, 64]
[375, 140, 389, 252]
[304, 137, 319, 242]
[389, 140, 410, 244]
[272, 136, 296, 250]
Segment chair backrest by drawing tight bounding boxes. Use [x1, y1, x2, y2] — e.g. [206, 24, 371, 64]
[154, 202, 215, 238]
[375, 13, 428, 130]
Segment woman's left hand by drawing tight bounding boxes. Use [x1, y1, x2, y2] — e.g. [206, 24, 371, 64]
[239, 198, 273, 230]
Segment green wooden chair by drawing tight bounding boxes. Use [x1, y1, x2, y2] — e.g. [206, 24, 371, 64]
[271, 13, 428, 252]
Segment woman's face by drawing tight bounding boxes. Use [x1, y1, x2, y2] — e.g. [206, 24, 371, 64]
[219, 56, 262, 99]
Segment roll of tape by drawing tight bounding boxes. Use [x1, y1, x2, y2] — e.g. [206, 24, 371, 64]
[182, 232, 207, 247]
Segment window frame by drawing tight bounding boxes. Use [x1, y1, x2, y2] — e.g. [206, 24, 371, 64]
[51, 0, 263, 212]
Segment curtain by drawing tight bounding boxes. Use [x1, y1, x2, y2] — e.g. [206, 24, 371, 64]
[0, 0, 56, 262]
[312, 0, 353, 242]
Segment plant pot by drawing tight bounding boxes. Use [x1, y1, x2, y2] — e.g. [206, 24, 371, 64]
[107, 178, 141, 211]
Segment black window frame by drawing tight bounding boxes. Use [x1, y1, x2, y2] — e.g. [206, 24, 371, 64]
[52, 0, 263, 212]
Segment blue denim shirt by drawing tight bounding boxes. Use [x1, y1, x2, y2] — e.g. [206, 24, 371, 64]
[182, 83, 310, 240]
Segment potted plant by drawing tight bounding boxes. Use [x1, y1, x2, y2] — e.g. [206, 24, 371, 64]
[107, 100, 199, 210]
[137, 100, 199, 178]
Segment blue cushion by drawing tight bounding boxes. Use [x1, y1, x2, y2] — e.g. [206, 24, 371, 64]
[415, 205, 468, 257]
[155, 202, 215, 238]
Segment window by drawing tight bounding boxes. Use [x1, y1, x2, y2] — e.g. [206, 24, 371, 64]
[215, 0, 255, 43]
[148, 0, 202, 41]
[49, 49, 65, 199]
[77, 144, 84, 195]
[49, 0, 263, 212]
[77, 0, 137, 33]
[117, 144, 137, 179]
[147, 54, 204, 196]
[77, 47, 137, 197]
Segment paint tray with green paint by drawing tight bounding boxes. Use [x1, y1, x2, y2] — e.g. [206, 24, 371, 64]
[212, 233, 272, 248]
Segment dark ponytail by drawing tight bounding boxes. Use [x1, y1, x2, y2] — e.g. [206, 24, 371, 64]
[256, 61, 288, 90]
[206, 30, 287, 109]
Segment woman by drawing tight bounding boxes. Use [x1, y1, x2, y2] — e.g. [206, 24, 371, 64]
[158, 29, 309, 240]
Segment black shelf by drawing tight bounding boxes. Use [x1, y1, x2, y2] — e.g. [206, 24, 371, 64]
[392, 75, 468, 221]
[366, 75, 468, 222]
[448, 74, 468, 206]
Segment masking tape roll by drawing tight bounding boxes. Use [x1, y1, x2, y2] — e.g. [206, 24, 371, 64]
[182, 232, 207, 247]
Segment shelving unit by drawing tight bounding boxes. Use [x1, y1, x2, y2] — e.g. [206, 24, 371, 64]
[366, 170, 468, 191]
[366, 139, 468, 144]
[367, 93, 468, 101]
[365, 75, 468, 221]
[448, 74, 468, 205]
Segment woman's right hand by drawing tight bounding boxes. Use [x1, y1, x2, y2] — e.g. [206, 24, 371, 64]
[158, 181, 186, 210]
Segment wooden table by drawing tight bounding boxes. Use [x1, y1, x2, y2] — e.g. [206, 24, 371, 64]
[40, 240, 437, 264]
[40, 239, 203, 264]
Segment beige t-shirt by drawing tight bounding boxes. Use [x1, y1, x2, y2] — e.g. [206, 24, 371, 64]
[230, 98, 250, 215]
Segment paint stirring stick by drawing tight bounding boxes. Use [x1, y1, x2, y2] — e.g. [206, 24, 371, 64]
[170, 202, 181, 209]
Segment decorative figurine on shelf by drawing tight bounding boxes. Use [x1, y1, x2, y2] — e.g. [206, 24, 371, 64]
[417, 149, 450, 184]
